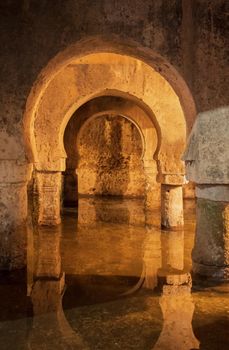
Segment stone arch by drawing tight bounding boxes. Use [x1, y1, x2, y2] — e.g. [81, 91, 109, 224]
[23, 36, 196, 226]
[63, 95, 158, 207]
[64, 95, 158, 168]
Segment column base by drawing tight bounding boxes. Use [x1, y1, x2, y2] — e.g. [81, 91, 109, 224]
[192, 262, 229, 281]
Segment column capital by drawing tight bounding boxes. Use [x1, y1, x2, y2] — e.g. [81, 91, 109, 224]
[160, 173, 185, 185]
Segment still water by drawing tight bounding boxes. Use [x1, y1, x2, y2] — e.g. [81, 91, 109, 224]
[0, 198, 228, 349]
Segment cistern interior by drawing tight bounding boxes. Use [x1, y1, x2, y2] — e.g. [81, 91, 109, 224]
[0, 13, 228, 349]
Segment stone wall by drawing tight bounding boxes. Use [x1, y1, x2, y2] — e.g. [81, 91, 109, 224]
[77, 114, 145, 197]
[63, 96, 158, 205]
[0, 0, 227, 163]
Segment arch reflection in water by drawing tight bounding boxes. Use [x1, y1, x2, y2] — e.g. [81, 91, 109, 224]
[28, 226, 88, 350]
[125, 225, 185, 293]
[27, 198, 200, 349]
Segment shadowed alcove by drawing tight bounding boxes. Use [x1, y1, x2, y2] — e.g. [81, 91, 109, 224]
[62, 95, 158, 210]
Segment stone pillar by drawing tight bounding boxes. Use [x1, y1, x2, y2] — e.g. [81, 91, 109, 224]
[183, 107, 229, 280]
[0, 160, 32, 269]
[161, 184, 184, 229]
[192, 185, 229, 279]
[35, 171, 62, 225]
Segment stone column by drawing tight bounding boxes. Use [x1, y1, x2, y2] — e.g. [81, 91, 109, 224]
[0, 160, 32, 269]
[161, 183, 184, 229]
[192, 185, 229, 279]
[183, 107, 229, 280]
[35, 171, 62, 226]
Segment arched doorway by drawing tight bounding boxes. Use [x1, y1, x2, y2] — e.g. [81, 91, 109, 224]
[64, 108, 147, 225]
[23, 37, 196, 227]
[62, 95, 158, 218]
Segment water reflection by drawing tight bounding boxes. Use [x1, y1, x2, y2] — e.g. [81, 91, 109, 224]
[154, 273, 199, 350]
[29, 275, 89, 349]
[1, 198, 228, 349]
[77, 197, 147, 226]
[26, 198, 202, 349]
[28, 225, 88, 349]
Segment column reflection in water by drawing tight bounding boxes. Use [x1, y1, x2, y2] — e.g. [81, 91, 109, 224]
[160, 229, 185, 272]
[141, 227, 185, 290]
[28, 225, 88, 349]
[141, 226, 199, 349]
[142, 226, 162, 290]
[153, 273, 199, 350]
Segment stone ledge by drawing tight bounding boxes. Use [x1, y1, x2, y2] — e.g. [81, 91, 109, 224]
[159, 174, 185, 185]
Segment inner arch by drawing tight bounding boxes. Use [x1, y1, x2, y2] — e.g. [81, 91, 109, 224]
[62, 95, 158, 208]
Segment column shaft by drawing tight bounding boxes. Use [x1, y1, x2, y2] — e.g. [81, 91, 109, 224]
[35, 171, 62, 225]
[192, 196, 229, 280]
[161, 185, 184, 229]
